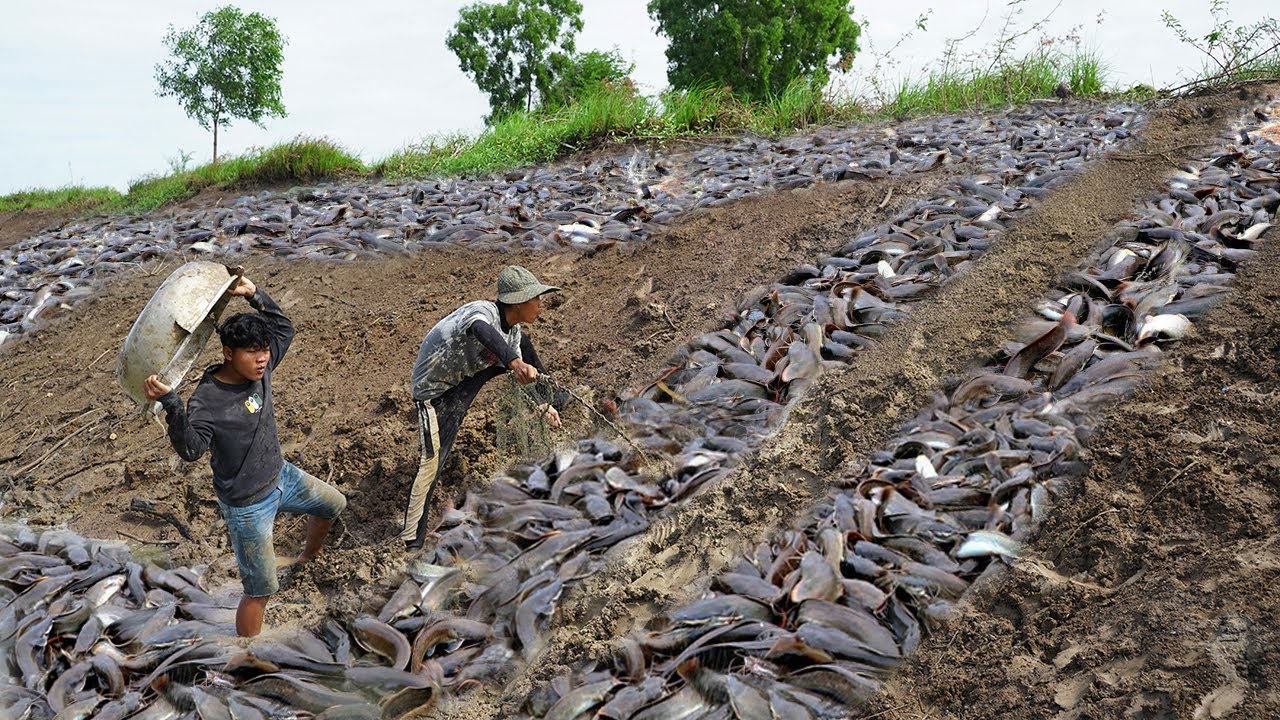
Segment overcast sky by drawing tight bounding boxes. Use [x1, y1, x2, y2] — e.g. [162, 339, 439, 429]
[1, 1, 1270, 195]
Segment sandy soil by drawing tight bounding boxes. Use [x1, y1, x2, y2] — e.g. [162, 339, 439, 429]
[2, 87, 1277, 719]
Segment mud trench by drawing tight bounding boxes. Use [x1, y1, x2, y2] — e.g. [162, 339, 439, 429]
[2, 87, 1279, 720]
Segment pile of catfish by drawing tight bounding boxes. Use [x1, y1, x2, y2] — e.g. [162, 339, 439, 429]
[0, 102, 1133, 350]
[7, 100, 1277, 719]
[3, 101, 1150, 719]
[503, 110, 1279, 718]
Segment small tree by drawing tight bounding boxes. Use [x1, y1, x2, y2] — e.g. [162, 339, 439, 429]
[647, 0, 862, 101]
[447, 0, 584, 122]
[155, 6, 287, 164]
[543, 48, 635, 108]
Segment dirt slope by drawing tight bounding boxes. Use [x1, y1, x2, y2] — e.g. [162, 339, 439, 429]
[2, 88, 1277, 720]
[873, 215, 1280, 720]
[482, 91, 1258, 715]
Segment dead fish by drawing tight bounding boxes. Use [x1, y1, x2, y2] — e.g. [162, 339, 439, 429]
[377, 579, 421, 624]
[379, 686, 437, 719]
[956, 530, 1022, 559]
[314, 704, 381, 719]
[241, 674, 368, 714]
[795, 600, 900, 658]
[952, 373, 1033, 406]
[351, 616, 411, 670]
[794, 622, 898, 670]
[1004, 314, 1070, 378]
[597, 676, 666, 720]
[715, 572, 784, 605]
[410, 617, 491, 670]
[1224, 221, 1272, 242]
[1047, 338, 1098, 390]
[516, 579, 564, 660]
[788, 663, 881, 708]
[727, 675, 774, 720]
[1137, 313, 1193, 344]
[782, 341, 820, 382]
[631, 686, 708, 720]
[544, 677, 618, 720]
[789, 551, 840, 603]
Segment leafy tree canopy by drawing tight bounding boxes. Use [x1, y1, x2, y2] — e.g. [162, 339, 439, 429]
[447, 0, 584, 121]
[647, 0, 862, 100]
[544, 48, 635, 109]
[155, 5, 287, 162]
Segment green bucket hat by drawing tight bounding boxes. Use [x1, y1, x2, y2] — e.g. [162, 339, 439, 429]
[497, 265, 560, 304]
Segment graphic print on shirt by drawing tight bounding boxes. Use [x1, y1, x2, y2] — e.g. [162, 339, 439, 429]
[244, 392, 263, 414]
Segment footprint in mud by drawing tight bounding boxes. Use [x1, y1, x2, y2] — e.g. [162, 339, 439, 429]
[1192, 615, 1252, 720]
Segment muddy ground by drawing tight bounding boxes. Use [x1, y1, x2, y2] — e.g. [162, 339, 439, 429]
[2, 87, 1278, 719]
[0, 170, 943, 623]
[876, 215, 1280, 720]
[463, 91, 1280, 720]
[0, 208, 77, 251]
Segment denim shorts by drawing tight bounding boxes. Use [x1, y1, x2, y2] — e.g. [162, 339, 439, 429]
[218, 461, 347, 597]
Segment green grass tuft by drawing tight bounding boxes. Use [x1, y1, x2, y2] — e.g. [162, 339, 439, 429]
[2, 136, 366, 216]
[0, 186, 124, 213]
[882, 49, 1111, 117]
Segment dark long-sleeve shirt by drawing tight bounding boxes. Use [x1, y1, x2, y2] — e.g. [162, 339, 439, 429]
[158, 289, 294, 507]
[468, 320, 557, 407]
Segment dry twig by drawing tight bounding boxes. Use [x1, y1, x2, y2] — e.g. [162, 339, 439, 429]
[127, 498, 194, 542]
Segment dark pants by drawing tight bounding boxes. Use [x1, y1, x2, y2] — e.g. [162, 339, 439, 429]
[401, 367, 504, 547]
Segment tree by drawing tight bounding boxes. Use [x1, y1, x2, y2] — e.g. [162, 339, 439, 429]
[155, 6, 287, 164]
[543, 48, 635, 109]
[647, 0, 862, 101]
[447, 0, 584, 121]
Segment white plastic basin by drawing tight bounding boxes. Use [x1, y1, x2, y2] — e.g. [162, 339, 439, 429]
[116, 261, 239, 413]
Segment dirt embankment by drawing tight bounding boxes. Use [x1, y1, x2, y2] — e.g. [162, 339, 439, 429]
[3, 86, 1278, 720]
[0, 208, 78, 251]
[874, 214, 1280, 720]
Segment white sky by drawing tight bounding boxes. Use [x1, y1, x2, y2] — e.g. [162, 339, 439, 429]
[1, 1, 1271, 195]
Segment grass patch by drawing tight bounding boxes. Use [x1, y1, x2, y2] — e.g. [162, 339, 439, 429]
[377, 86, 656, 178]
[0, 186, 124, 213]
[125, 136, 367, 212]
[2, 137, 366, 217]
[881, 49, 1109, 117]
[378, 78, 866, 180]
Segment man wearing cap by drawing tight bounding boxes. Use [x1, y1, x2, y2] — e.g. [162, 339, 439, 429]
[402, 265, 564, 549]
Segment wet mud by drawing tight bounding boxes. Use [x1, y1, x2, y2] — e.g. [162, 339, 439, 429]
[2, 87, 1278, 719]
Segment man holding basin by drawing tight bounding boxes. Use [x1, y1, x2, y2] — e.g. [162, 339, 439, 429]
[143, 275, 346, 637]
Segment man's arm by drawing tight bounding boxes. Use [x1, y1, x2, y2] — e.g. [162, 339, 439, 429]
[468, 320, 519, 367]
[146, 376, 213, 462]
[249, 289, 294, 370]
[227, 277, 294, 369]
[469, 320, 538, 384]
[518, 334, 566, 419]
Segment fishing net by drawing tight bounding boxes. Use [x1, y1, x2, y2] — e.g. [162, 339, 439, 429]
[494, 373, 667, 474]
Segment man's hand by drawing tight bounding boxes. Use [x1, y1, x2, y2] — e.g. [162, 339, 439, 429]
[539, 404, 562, 428]
[509, 358, 538, 385]
[143, 375, 172, 402]
[227, 276, 257, 298]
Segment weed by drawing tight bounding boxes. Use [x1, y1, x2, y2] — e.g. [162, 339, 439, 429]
[1162, 0, 1280, 90]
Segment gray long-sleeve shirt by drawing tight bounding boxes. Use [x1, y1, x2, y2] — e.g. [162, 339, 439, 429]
[158, 289, 294, 507]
